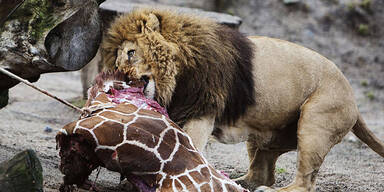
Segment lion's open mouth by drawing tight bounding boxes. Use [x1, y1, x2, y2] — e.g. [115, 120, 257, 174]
[104, 80, 167, 117]
[141, 75, 150, 90]
[141, 77, 156, 100]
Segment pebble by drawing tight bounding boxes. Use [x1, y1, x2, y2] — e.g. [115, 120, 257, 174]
[44, 126, 53, 133]
[283, 0, 300, 4]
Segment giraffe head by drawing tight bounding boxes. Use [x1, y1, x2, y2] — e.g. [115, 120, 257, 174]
[56, 126, 101, 189]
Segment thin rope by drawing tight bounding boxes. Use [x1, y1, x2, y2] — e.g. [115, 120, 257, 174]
[0, 67, 84, 113]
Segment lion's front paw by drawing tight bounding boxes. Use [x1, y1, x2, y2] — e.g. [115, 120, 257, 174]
[59, 184, 75, 192]
[235, 175, 264, 191]
[254, 185, 309, 192]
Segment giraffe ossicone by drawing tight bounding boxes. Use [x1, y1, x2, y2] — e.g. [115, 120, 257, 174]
[56, 71, 248, 192]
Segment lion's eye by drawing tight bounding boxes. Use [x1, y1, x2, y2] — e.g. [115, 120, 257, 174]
[127, 50, 135, 60]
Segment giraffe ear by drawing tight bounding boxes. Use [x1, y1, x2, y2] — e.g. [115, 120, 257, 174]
[145, 13, 160, 33]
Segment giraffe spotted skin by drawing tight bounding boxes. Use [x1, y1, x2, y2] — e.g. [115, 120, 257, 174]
[57, 71, 248, 192]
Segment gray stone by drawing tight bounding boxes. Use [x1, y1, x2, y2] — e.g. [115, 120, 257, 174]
[0, 0, 24, 28]
[0, 149, 43, 192]
[100, 0, 242, 29]
[283, 0, 301, 4]
[0, 0, 103, 90]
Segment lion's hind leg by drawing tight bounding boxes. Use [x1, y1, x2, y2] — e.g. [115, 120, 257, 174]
[256, 91, 358, 192]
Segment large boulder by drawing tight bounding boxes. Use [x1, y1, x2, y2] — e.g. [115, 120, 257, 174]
[0, 149, 43, 192]
[99, 0, 242, 29]
[0, 0, 104, 90]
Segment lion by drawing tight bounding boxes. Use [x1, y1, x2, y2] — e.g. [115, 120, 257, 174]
[100, 9, 384, 192]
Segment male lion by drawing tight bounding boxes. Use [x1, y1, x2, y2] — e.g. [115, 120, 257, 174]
[101, 10, 384, 192]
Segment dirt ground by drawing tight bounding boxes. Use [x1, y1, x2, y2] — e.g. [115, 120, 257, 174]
[1, 0, 384, 191]
[0, 70, 383, 192]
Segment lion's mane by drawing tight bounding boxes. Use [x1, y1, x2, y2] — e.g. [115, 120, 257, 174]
[101, 9, 255, 126]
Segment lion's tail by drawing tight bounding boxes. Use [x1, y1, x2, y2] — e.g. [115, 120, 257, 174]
[352, 113, 384, 157]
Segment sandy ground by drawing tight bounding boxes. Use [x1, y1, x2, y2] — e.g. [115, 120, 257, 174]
[0, 70, 383, 192]
[1, 1, 383, 191]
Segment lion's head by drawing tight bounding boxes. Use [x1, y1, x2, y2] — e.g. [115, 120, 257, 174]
[101, 9, 255, 126]
[101, 11, 181, 107]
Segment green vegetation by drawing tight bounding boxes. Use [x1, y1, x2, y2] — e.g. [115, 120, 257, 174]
[346, 1, 357, 11]
[276, 167, 287, 174]
[347, 0, 372, 12]
[229, 172, 244, 179]
[365, 91, 375, 100]
[360, 0, 371, 11]
[360, 80, 368, 87]
[357, 24, 370, 36]
[70, 97, 87, 108]
[225, 8, 236, 16]
[8, 0, 57, 43]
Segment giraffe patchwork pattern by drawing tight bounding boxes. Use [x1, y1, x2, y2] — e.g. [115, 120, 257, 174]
[56, 71, 248, 192]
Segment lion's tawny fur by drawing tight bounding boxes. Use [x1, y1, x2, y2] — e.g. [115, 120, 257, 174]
[101, 9, 255, 126]
[99, 9, 384, 192]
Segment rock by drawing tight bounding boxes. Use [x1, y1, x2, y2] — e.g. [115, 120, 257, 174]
[118, 0, 218, 11]
[283, 0, 301, 5]
[0, 0, 24, 28]
[44, 126, 53, 133]
[0, 149, 43, 192]
[0, 0, 104, 90]
[345, 134, 363, 144]
[0, 89, 8, 109]
[99, 0, 242, 29]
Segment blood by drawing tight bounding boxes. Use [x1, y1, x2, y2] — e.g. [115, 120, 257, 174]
[107, 86, 169, 117]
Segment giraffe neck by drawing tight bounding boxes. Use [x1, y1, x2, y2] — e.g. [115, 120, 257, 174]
[86, 76, 168, 117]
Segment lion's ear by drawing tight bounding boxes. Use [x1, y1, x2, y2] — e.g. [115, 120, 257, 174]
[145, 13, 160, 33]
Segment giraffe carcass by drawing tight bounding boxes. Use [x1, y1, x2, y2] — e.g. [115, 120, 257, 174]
[56, 71, 247, 192]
